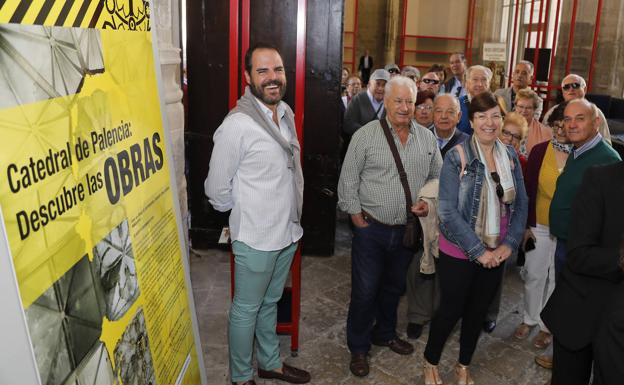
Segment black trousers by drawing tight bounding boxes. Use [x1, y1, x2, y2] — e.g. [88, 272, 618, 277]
[552, 338, 593, 385]
[424, 252, 504, 365]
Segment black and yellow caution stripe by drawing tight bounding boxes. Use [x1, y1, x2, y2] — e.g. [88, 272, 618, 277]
[0, 0, 148, 30]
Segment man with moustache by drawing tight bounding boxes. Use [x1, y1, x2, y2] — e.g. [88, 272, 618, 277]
[494, 60, 543, 118]
[205, 43, 310, 385]
[404, 93, 468, 340]
[339, 76, 442, 377]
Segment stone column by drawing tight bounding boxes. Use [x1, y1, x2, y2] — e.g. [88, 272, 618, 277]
[552, 0, 624, 96]
[153, 0, 188, 240]
[384, 0, 401, 65]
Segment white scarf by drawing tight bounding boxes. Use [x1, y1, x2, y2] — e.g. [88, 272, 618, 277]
[473, 137, 516, 247]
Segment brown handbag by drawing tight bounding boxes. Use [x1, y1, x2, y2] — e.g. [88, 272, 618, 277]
[379, 119, 423, 251]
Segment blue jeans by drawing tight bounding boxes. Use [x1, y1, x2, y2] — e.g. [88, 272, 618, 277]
[347, 222, 414, 353]
[229, 241, 297, 382]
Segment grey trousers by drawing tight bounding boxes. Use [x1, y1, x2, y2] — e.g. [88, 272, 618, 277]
[406, 249, 440, 324]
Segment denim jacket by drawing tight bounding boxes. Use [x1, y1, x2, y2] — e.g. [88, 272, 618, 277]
[438, 140, 528, 261]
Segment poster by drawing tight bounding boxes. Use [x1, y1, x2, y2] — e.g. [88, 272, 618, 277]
[0, 1, 205, 384]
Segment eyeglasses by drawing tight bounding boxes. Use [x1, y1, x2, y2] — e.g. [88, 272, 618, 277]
[422, 78, 440, 85]
[562, 82, 582, 91]
[474, 113, 503, 122]
[501, 128, 522, 141]
[416, 104, 433, 111]
[490, 172, 504, 199]
[388, 68, 400, 74]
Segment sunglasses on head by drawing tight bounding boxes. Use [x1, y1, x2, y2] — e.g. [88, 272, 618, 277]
[490, 172, 504, 199]
[562, 82, 581, 91]
[389, 68, 399, 74]
[422, 78, 440, 85]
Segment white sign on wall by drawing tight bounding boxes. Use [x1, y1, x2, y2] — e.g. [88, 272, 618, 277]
[483, 42, 507, 62]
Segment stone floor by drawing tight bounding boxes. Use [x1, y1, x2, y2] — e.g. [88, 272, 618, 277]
[190, 215, 552, 385]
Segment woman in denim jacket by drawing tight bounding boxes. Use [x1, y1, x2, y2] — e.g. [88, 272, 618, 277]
[422, 92, 528, 385]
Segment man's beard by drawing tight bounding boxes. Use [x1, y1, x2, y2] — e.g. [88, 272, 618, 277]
[249, 79, 287, 105]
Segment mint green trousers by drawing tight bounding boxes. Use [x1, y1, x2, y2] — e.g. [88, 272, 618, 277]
[229, 241, 297, 382]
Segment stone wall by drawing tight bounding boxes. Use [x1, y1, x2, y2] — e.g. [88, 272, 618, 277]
[153, 0, 188, 243]
[552, 0, 624, 97]
[354, 0, 389, 72]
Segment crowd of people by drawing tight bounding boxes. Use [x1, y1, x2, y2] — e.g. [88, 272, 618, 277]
[205, 43, 623, 385]
[339, 52, 623, 385]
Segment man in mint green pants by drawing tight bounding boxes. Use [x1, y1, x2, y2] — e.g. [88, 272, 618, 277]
[205, 42, 310, 385]
[230, 242, 297, 378]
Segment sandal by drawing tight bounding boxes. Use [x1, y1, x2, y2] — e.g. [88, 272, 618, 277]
[533, 331, 552, 349]
[423, 359, 443, 385]
[513, 323, 532, 340]
[455, 363, 475, 385]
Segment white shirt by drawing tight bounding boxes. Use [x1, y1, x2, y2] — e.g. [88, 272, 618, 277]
[433, 126, 457, 149]
[367, 89, 384, 118]
[205, 97, 303, 251]
[449, 76, 467, 98]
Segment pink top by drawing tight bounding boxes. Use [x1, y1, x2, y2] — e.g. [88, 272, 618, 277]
[526, 119, 553, 156]
[439, 211, 509, 260]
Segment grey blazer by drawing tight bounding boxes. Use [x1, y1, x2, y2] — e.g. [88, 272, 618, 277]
[343, 92, 385, 136]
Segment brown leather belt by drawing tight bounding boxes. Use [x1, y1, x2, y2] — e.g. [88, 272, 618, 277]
[361, 210, 404, 228]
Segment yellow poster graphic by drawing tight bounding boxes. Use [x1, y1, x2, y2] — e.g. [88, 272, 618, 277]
[0, 1, 204, 384]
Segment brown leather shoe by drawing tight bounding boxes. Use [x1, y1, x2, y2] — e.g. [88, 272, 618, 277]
[350, 352, 369, 377]
[372, 337, 414, 355]
[258, 363, 310, 384]
[535, 354, 553, 369]
[533, 331, 552, 349]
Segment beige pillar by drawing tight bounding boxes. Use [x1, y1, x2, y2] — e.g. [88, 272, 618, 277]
[384, 0, 402, 65]
[153, 0, 188, 241]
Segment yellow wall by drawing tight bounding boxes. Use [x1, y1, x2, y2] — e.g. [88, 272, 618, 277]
[402, 0, 470, 70]
[343, 0, 357, 72]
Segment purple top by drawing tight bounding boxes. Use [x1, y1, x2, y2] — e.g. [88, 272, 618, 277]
[440, 211, 509, 260]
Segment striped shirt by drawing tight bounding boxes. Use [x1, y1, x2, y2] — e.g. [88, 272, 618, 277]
[205, 98, 303, 251]
[338, 119, 442, 225]
[573, 133, 603, 159]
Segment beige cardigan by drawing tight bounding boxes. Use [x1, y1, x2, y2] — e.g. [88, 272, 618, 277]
[418, 179, 439, 274]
